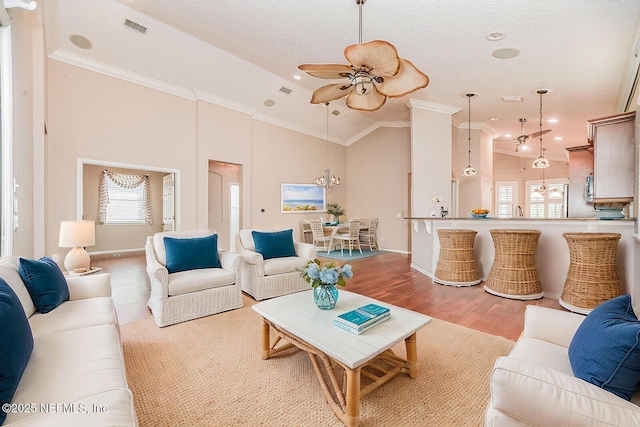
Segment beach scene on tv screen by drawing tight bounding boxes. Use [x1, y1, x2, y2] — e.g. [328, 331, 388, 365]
[282, 185, 325, 211]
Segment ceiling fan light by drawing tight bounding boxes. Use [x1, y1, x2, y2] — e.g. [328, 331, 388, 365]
[463, 165, 477, 177]
[346, 86, 386, 111]
[352, 74, 374, 95]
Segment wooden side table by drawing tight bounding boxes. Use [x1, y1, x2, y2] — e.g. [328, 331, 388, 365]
[560, 232, 623, 314]
[484, 229, 543, 300]
[433, 229, 481, 287]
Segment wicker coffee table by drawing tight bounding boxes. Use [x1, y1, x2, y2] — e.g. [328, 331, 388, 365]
[252, 290, 432, 427]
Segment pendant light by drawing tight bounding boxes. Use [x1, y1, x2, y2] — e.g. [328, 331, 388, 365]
[534, 149, 549, 196]
[315, 103, 340, 190]
[532, 89, 551, 169]
[462, 92, 478, 177]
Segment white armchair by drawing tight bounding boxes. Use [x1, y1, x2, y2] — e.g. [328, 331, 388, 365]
[486, 305, 640, 426]
[235, 228, 317, 300]
[145, 229, 243, 327]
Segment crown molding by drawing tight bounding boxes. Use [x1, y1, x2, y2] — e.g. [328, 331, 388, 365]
[49, 49, 197, 100]
[345, 121, 410, 146]
[406, 99, 461, 115]
[193, 89, 257, 115]
[456, 121, 498, 138]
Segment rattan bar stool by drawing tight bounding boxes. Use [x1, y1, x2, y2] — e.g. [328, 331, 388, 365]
[560, 232, 623, 315]
[484, 229, 543, 300]
[434, 229, 481, 287]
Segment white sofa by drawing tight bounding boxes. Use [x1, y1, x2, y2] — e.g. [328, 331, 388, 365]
[235, 229, 317, 300]
[0, 256, 138, 426]
[145, 229, 243, 327]
[486, 305, 640, 426]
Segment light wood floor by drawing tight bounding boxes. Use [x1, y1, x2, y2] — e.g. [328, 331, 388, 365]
[95, 251, 563, 341]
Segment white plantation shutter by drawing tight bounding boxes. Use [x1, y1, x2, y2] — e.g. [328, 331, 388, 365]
[527, 179, 565, 219]
[495, 181, 517, 218]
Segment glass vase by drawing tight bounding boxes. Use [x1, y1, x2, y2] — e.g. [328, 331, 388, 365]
[313, 284, 338, 310]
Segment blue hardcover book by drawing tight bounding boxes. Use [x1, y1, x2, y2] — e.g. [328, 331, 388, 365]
[336, 304, 390, 329]
[333, 314, 390, 335]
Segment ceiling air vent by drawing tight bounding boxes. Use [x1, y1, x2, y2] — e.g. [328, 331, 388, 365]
[331, 110, 340, 116]
[501, 96, 523, 102]
[123, 19, 149, 35]
[279, 87, 292, 94]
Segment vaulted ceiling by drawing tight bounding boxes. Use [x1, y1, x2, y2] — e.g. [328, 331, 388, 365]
[43, 0, 640, 161]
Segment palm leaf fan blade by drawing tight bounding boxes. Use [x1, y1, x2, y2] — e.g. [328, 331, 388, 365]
[346, 86, 386, 111]
[310, 83, 352, 104]
[344, 40, 400, 77]
[377, 58, 429, 98]
[298, 64, 353, 79]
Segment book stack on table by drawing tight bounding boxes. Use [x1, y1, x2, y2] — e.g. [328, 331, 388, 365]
[333, 303, 390, 334]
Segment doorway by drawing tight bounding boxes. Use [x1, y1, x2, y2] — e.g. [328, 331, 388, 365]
[208, 160, 242, 252]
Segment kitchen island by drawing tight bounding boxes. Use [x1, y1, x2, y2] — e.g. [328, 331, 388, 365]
[406, 217, 638, 308]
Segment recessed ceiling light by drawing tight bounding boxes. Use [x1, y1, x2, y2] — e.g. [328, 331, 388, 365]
[69, 34, 92, 49]
[554, 137, 563, 140]
[501, 96, 523, 102]
[505, 134, 512, 138]
[264, 99, 275, 107]
[547, 118, 559, 123]
[492, 48, 520, 59]
[489, 118, 499, 121]
[485, 32, 505, 41]
[293, 75, 301, 80]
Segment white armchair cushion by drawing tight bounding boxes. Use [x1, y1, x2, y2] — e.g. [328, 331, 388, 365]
[168, 268, 235, 296]
[263, 257, 309, 276]
[508, 337, 574, 376]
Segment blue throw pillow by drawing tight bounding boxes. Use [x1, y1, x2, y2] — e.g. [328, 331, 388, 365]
[252, 229, 296, 260]
[0, 278, 34, 424]
[18, 257, 70, 314]
[164, 234, 221, 274]
[568, 294, 640, 400]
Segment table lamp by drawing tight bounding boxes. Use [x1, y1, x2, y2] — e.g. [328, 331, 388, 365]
[58, 220, 96, 273]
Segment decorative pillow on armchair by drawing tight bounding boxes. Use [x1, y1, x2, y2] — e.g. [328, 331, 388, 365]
[0, 278, 34, 424]
[18, 257, 70, 314]
[568, 294, 640, 400]
[164, 234, 221, 274]
[252, 229, 296, 260]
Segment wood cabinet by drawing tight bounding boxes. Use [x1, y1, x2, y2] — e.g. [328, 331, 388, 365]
[588, 111, 636, 203]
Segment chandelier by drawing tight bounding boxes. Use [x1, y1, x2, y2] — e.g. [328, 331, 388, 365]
[462, 92, 477, 177]
[315, 103, 340, 190]
[532, 89, 551, 169]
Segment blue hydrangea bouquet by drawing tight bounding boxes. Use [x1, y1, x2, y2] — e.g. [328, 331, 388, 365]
[301, 259, 353, 288]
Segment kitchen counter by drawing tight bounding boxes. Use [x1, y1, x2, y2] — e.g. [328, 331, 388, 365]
[407, 217, 638, 308]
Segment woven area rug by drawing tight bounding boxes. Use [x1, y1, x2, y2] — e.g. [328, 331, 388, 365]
[121, 296, 513, 426]
[318, 249, 387, 261]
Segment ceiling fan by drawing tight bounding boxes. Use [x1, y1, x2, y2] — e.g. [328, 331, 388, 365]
[298, 0, 429, 112]
[495, 118, 551, 152]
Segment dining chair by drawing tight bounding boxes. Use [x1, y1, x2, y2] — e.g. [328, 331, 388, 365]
[309, 219, 333, 253]
[333, 219, 363, 256]
[359, 217, 378, 250]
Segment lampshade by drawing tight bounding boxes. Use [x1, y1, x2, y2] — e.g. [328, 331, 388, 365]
[59, 220, 95, 248]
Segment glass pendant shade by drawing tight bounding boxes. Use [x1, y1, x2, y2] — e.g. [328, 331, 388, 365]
[532, 156, 550, 169]
[463, 165, 476, 177]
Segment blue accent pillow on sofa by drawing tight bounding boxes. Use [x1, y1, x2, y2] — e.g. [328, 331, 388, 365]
[18, 257, 70, 314]
[252, 229, 296, 260]
[568, 294, 640, 400]
[164, 234, 221, 274]
[0, 278, 34, 424]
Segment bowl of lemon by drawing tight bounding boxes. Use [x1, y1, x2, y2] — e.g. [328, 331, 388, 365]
[471, 209, 489, 218]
